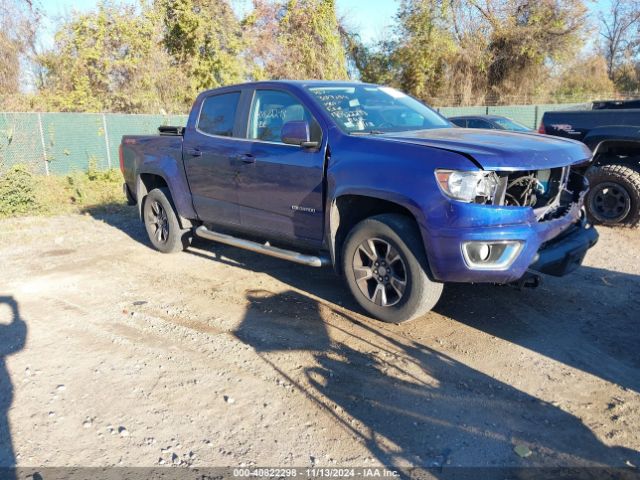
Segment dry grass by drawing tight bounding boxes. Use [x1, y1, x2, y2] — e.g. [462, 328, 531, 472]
[0, 165, 126, 218]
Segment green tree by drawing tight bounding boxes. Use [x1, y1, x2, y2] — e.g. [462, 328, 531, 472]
[475, 0, 588, 103]
[356, 0, 590, 105]
[552, 55, 616, 101]
[392, 0, 456, 101]
[38, 2, 186, 113]
[244, 0, 348, 80]
[158, 0, 246, 101]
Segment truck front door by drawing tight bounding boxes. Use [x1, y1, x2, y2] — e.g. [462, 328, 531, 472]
[235, 88, 326, 245]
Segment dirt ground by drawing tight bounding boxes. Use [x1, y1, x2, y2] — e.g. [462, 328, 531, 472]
[0, 208, 639, 471]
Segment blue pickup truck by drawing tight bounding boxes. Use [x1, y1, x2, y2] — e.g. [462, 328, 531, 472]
[120, 81, 598, 323]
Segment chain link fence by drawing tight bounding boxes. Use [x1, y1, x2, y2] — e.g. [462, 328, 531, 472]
[0, 113, 188, 175]
[1, 103, 587, 176]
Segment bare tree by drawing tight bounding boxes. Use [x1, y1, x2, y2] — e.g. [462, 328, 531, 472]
[600, 0, 640, 82]
[0, 0, 39, 99]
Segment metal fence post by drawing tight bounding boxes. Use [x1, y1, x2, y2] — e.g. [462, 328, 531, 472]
[37, 112, 49, 176]
[102, 113, 112, 169]
[533, 105, 539, 130]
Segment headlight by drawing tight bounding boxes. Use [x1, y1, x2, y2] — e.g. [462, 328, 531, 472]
[435, 169, 498, 203]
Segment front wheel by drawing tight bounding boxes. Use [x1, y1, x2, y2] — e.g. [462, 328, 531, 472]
[342, 214, 443, 323]
[143, 188, 191, 253]
[586, 164, 640, 227]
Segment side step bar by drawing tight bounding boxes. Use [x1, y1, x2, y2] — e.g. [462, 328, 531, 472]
[195, 226, 331, 268]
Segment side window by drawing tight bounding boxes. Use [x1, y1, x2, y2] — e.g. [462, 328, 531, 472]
[450, 118, 467, 128]
[467, 119, 493, 129]
[198, 92, 240, 137]
[248, 90, 321, 144]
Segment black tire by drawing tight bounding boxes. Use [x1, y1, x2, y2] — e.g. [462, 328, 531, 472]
[142, 188, 192, 253]
[342, 214, 443, 323]
[586, 164, 640, 227]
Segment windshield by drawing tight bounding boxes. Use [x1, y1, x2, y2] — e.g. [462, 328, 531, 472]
[307, 85, 451, 134]
[493, 117, 531, 132]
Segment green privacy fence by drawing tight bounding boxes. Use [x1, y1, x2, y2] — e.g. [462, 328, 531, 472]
[0, 112, 189, 175]
[1, 103, 587, 175]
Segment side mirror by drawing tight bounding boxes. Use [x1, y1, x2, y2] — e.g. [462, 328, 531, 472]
[281, 121, 319, 148]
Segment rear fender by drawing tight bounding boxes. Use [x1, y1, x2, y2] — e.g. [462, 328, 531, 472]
[136, 168, 195, 229]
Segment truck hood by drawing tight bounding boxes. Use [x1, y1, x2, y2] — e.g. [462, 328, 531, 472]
[378, 128, 591, 171]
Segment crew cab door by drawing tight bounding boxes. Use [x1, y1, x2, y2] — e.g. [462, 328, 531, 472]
[235, 88, 326, 244]
[182, 90, 246, 226]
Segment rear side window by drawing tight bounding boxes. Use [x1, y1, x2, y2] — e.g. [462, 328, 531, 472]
[450, 118, 467, 128]
[198, 92, 240, 137]
[467, 119, 494, 129]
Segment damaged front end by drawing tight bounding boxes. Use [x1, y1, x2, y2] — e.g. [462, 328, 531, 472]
[450, 166, 590, 222]
[495, 167, 588, 222]
[428, 165, 596, 284]
[435, 165, 589, 222]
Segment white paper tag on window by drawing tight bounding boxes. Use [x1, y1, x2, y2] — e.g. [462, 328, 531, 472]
[379, 86, 406, 99]
[349, 98, 360, 107]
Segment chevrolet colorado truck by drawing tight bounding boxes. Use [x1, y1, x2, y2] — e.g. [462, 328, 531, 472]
[539, 102, 640, 227]
[120, 81, 598, 323]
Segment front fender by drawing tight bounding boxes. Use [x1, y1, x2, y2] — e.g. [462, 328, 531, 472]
[325, 134, 479, 269]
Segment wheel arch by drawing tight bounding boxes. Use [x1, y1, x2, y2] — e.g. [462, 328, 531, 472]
[591, 139, 640, 170]
[136, 172, 194, 229]
[328, 193, 428, 275]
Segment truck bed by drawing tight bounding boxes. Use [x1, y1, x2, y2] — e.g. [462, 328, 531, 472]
[120, 133, 197, 222]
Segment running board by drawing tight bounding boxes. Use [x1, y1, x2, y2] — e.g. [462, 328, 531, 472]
[195, 226, 330, 268]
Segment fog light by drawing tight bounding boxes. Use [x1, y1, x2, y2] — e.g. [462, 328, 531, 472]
[478, 243, 491, 261]
[462, 241, 523, 270]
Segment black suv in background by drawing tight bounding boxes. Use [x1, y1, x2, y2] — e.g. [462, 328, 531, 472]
[539, 100, 640, 227]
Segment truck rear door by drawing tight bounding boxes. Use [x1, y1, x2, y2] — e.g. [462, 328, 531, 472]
[182, 89, 246, 226]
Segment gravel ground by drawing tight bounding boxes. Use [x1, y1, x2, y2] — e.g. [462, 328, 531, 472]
[0, 208, 638, 470]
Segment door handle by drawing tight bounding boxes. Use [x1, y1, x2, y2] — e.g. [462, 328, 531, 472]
[186, 148, 202, 157]
[236, 153, 256, 164]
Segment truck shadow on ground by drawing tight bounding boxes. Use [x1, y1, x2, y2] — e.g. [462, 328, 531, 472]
[185, 233, 640, 395]
[234, 288, 639, 471]
[0, 296, 27, 473]
[85, 207, 640, 400]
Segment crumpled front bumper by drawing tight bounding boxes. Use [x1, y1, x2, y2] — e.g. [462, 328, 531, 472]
[529, 218, 598, 276]
[423, 174, 596, 284]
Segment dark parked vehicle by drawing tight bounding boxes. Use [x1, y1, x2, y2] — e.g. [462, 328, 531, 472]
[539, 103, 640, 227]
[120, 81, 597, 323]
[449, 115, 532, 132]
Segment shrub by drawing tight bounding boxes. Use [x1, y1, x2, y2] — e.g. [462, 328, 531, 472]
[0, 164, 41, 216]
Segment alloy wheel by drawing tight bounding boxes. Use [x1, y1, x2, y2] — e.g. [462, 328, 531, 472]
[352, 237, 407, 307]
[148, 200, 169, 244]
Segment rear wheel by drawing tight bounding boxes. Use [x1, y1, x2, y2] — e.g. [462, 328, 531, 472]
[342, 214, 443, 323]
[586, 164, 640, 227]
[143, 188, 191, 253]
